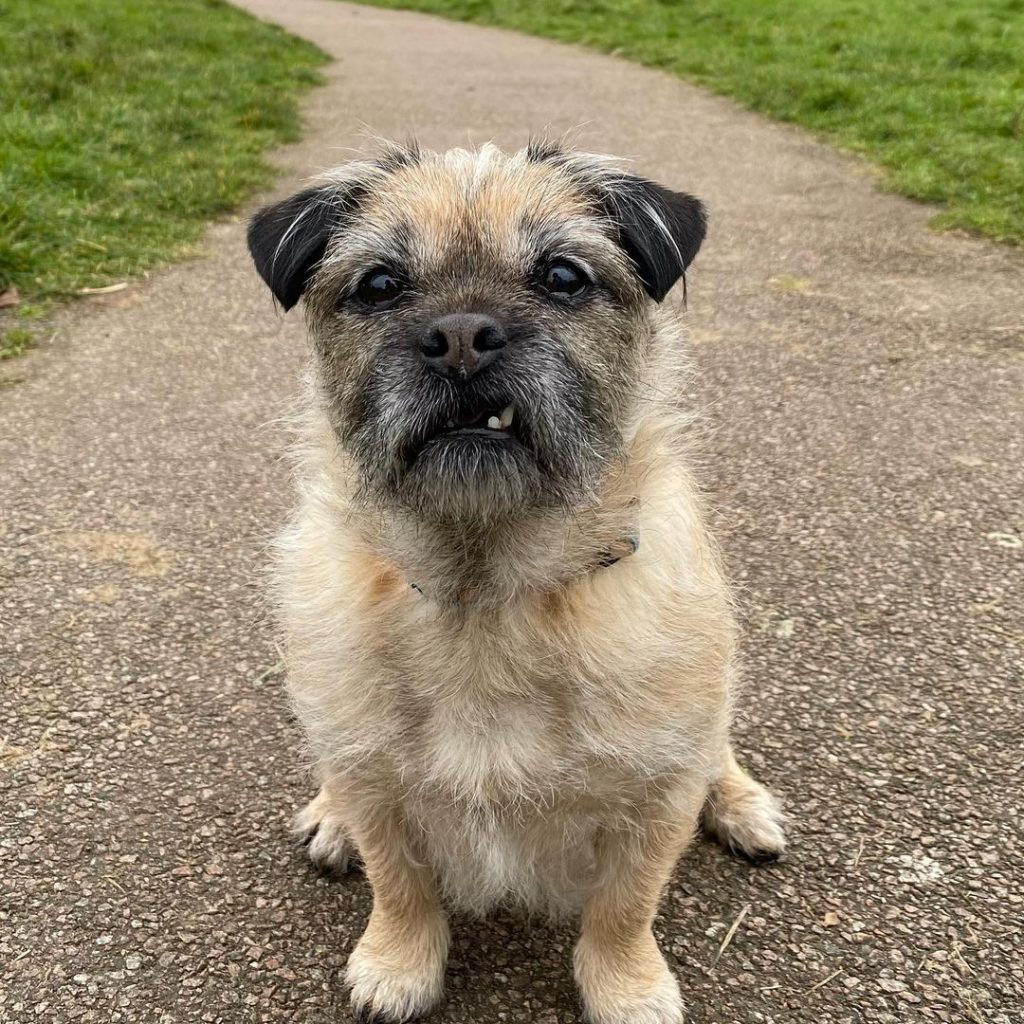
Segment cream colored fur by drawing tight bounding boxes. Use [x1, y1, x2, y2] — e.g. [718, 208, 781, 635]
[264, 144, 786, 1024]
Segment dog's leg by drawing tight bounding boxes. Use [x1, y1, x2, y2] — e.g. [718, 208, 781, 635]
[702, 743, 786, 864]
[295, 785, 447, 1018]
[344, 805, 449, 1023]
[574, 789, 703, 1024]
[293, 784, 359, 875]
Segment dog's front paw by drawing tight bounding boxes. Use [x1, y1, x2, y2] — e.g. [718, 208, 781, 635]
[293, 789, 357, 876]
[346, 922, 448, 1023]
[574, 934, 684, 1024]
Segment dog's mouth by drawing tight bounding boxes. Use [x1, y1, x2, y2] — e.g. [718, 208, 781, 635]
[440, 402, 516, 437]
[405, 400, 528, 466]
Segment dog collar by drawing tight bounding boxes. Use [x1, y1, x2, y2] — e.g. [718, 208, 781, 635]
[408, 532, 639, 598]
[595, 532, 640, 568]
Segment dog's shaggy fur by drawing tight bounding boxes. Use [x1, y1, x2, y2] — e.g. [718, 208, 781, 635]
[248, 141, 785, 1024]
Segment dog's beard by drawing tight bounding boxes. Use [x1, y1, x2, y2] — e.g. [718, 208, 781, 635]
[337, 345, 615, 526]
[400, 434, 545, 524]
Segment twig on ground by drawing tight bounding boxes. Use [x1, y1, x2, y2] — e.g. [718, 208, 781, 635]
[256, 660, 286, 684]
[714, 903, 751, 964]
[852, 836, 866, 869]
[803, 968, 842, 995]
[78, 283, 127, 295]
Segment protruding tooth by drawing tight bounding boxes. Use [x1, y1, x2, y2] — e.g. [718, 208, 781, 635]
[486, 415, 501, 430]
[499, 405, 514, 428]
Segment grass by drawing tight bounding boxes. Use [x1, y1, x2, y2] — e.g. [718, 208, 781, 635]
[0, 0, 327, 358]
[355, 0, 1024, 246]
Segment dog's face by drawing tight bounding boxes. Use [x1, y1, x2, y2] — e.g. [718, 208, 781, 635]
[248, 143, 705, 524]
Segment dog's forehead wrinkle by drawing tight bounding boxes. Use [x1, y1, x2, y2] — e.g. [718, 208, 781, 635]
[320, 147, 632, 283]
[382, 150, 584, 220]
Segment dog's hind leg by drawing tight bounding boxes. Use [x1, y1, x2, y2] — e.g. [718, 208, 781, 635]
[293, 784, 358, 876]
[702, 744, 786, 864]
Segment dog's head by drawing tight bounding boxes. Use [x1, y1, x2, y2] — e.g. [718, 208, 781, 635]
[248, 142, 705, 524]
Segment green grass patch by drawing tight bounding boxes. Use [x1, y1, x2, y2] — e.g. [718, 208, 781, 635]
[355, 0, 1024, 245]
[0, 328, 35, 361]
[0, 0, 327, 355]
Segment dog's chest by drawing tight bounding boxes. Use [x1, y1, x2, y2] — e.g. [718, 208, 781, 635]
[389, 610, 674, 811]
[414, 692, 578, 806]
[403, 683, 610, 913]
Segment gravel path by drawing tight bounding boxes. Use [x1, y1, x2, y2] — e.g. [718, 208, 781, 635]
[2, 2, 1022, 1022]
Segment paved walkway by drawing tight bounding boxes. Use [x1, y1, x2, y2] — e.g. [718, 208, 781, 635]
[2, 2, 1021, 1022]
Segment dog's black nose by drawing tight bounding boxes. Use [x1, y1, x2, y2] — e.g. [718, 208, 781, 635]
[420, 313, 506, 379]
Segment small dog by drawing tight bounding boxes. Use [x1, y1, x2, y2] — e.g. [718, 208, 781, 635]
[247, 141, 785, 1024]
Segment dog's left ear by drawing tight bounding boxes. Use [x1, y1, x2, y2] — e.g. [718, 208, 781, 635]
[605, 177, 707, 302]
[247, 185, 348, 311]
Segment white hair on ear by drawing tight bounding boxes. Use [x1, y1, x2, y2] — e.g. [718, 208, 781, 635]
[270, 202, 318, 280]
[636, 198, 685, 275]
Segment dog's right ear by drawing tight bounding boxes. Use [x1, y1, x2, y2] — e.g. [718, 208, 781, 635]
[247, 185, 348, 311]
[603, 178, 706, 302]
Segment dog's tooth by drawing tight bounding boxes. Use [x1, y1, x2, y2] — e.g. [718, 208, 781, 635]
[499, 405, 514, 429]
[446, 419, 455, 428]
[487, 415, 501, 430]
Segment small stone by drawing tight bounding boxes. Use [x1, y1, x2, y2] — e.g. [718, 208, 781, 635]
[880, 979, 907, 993]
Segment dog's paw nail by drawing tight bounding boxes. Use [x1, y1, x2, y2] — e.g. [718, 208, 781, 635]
[351, 1008, 407, 1024]
[351, 1006, 398, 1024]
[351, 1007, 403, 1024]
[312, 854, 356, 879]
[737, 845, 784, 866]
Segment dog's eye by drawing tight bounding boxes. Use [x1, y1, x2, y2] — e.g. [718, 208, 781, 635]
[539, 261, 589, 300]
[355, 270, 405, 309]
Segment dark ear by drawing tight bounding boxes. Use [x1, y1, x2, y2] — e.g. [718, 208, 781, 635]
[605, 178, 707, 301]
[247, 185, 345, 310]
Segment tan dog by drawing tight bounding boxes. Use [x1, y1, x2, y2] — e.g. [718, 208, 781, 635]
[248, 141, 785, 1024]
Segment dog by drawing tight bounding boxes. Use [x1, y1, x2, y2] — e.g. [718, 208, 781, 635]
[247, 140, 786, 1024]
